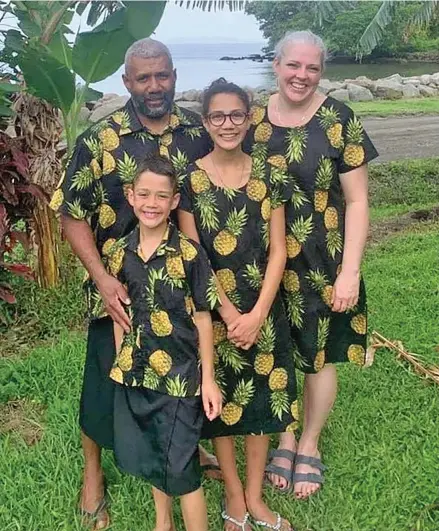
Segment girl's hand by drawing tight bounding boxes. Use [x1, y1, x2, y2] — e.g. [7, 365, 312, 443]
[221, 304, 241, 328]
[202, 379, 223, 421]
[332, 270, 360, 313]
[227, 310, 263, 350]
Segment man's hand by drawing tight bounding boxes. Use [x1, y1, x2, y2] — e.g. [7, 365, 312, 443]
[202, 378, 223, 421]
[96, 273, 131, 332]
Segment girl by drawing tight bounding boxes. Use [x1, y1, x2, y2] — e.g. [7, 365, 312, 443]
[178, 78, 297, 531]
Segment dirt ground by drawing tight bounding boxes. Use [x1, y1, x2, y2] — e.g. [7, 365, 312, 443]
[363, 115, 439, 163]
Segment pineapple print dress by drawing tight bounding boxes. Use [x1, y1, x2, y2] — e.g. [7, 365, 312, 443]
[179, 158, 299, 438]
[245, 96, 378, 374]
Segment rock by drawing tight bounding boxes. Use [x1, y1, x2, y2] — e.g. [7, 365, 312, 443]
[181, 89, 200, 102]
[382, 73, 403, 84]
[402, 84, 421, 98]
[79, 106, 91, 122]
[402, 77, 420, 85]
[174, 91, 183, 102]
[318, 79, 344, 95]
[89, 95, 129, 122]
[419, 85, 438, 97]
[431, 72, 439, 85]
[374, 80, 403, 100]
[178, 100, 202, 114]
[330, 88, 350, 102]
[346, 83, 374, 102]
[420, 74, 432, 85]
[350, 76, 376, 91]
[93, 93, 120, 108]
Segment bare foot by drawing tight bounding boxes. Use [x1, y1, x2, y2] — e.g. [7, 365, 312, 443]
[294, 441, 323, 499]
[245, 495, 292, 531]
[266, 432, 297, 491]
[223, 493, 252, 531]
[199, 444, 223, 481]
[79, 468, 110, 530]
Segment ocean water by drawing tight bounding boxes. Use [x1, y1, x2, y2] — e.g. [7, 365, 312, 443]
[93, 42, 273, 95]
[93, 42, 439, 96]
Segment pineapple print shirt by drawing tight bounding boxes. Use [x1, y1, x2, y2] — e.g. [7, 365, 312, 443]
[49, 99, 212, 320]
[244, 96, 378, 373]
[108, 222, 220, 397]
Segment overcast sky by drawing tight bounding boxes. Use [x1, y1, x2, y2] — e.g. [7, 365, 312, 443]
[154, 4, 264, 43]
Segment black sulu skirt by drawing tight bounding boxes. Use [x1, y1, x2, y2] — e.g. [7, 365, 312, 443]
[114, 384, 203, 497]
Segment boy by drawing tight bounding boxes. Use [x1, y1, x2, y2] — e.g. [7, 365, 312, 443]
[106, 154, 222, 531]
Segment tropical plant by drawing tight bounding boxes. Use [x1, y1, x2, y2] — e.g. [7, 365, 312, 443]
[0, 132, 46, 315]
[357, 0, 439, 58]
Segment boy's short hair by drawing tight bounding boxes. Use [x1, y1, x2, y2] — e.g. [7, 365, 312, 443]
[134, 154, 178, 192]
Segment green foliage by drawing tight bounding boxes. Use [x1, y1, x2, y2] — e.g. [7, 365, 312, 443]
[0, 1, 166, 154]
[246, 1, 439, 59]
[369, 158, 439, 208]
[349, 97, 439, 117]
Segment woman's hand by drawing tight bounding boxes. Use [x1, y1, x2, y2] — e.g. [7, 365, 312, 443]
[227, 309, 264, 350]
[332, 270, 360, 313]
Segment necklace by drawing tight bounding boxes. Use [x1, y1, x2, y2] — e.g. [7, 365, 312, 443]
[210, 153, 247, 189]
[275, 93, 315, 128]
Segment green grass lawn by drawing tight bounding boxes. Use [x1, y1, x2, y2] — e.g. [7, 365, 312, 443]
[1, 227, 438, 531]
[1, 158, 439, 530]
[349, 96, 439, 117]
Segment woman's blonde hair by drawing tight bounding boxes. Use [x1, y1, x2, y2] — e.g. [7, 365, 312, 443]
[274, 30, 328, 68]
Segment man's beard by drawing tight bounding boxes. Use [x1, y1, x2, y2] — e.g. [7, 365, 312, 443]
[131, 88, 175, 119]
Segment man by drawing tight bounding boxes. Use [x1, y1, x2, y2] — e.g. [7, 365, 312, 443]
[50, 38, 217, 530]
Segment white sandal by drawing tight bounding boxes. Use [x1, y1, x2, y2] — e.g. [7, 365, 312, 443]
[221, 505, 251, 530]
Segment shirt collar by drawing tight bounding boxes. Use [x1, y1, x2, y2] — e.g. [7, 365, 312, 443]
[126, 222, 180, 259]
[115, 99, 201, 138]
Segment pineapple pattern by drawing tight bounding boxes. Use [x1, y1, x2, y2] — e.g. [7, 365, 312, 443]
[49, 99, 212, 321]
[108, 223, 220, 397]
[244, 96, 378, 374]
[180, 155, 298, 438]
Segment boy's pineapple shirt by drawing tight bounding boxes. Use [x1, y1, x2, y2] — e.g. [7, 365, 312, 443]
[244, 96, 379, 374]
[107, 222, 220, 398]
[49, 99, 211, 320]
[179, 156, 299, 437]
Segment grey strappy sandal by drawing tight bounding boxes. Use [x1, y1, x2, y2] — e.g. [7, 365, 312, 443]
[293, 454, 326, 497]
[264, 449, 296, 492]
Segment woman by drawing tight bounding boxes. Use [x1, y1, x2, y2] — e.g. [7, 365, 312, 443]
[178, 78, 297, 530]
[244, 30, 378, 499]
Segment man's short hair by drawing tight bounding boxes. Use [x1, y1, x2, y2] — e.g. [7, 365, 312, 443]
[125, 38, 173, 70]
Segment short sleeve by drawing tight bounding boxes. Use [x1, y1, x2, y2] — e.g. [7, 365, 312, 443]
[267, 160, 293, 208]
[105, 240, 127, 285]
[337, 108, 379, 174]
[49, 133, 100, 220]
[184, 241, 220, 312]
[178, 167, 195, 213]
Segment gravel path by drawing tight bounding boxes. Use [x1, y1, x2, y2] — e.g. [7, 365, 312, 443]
[363, 115, 439, 163]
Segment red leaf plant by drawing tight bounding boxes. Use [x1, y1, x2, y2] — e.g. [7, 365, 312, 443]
[0, 132, 47, 304]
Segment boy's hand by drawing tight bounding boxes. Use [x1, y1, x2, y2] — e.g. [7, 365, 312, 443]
[227, 310, 263, 350]
[202, 379, 223, 421]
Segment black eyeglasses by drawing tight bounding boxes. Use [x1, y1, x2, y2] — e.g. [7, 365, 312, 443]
[207, 110, 249, 127]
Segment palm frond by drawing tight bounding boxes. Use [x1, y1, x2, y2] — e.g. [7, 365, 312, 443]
[409, 0, 438, 27]
[356, 0, 397, 59]
[313, 0, 356, 27]
[175, 0, 247, 12]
